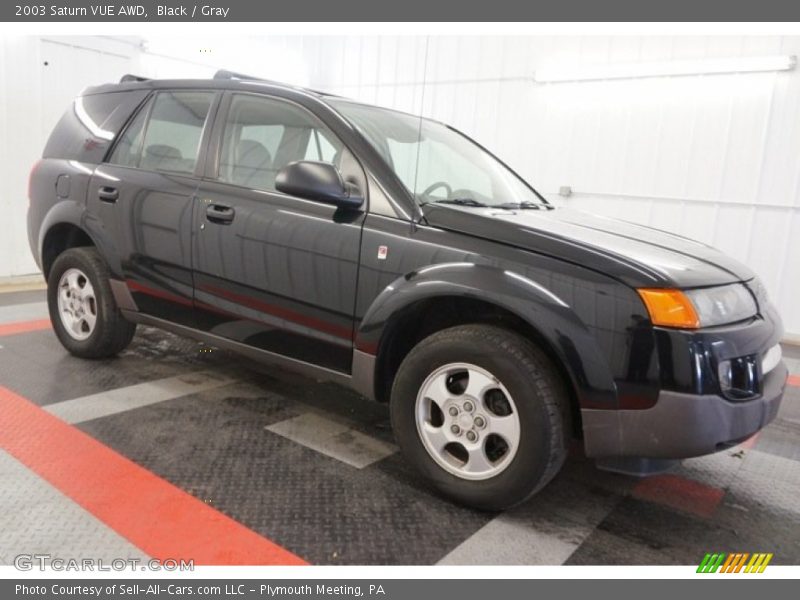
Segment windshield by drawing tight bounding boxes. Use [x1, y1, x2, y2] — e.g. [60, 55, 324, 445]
[328, 100, 547, 209]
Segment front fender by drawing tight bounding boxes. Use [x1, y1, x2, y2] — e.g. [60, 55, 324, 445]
[356, 262, 618, 409]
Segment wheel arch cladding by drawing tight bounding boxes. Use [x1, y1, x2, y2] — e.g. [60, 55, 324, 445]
[39, 202, 119, 278]
[355, 262, 618, 414]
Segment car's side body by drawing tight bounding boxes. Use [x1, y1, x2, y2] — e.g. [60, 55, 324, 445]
[28, 75, 787, 472]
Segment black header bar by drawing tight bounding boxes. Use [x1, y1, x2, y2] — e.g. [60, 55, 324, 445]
[4, 0, 800, 22]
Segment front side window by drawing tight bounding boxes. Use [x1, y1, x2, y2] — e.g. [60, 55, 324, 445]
[329, 99, 545, 209]
[109, 91, 213, 174]
[218, 94, 344, 192]
[303, 129, 339, 162]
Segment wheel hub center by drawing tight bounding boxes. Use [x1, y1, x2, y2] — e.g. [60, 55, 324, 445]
[457, 413, 474, 429]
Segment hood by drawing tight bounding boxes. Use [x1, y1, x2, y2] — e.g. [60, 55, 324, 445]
[421, 204, 754, 288]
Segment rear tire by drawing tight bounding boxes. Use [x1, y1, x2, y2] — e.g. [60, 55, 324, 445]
[47, 247, 136, 358]
[390, 324, 569, 511]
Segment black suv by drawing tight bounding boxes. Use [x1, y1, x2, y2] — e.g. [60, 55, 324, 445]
[28, 71, 787, 510]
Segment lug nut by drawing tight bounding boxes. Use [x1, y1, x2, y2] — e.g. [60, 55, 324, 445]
[448, 406, 459, 416]
[450, 425, 461, 435]
[474, 416, 486, 428]
[463, 401, 474, 412]
[466, 431, 477, 442]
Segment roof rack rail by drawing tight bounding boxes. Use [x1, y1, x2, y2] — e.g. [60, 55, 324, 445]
[213, 69, 274, 82]
[212, 69, 335, 97]
[120, 74, 150, 83]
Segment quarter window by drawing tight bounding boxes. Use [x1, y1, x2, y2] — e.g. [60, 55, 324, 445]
[304, 129, 339, 162]
[219, 94, 344, 192]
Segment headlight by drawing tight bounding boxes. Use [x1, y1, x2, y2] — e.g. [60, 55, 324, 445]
[684, 284, 757, 327]
[638, 284, 757, 329]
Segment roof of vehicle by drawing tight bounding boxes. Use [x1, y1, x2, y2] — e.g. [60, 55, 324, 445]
[82, 70, 444, 126]
[82, 69, 338, 100]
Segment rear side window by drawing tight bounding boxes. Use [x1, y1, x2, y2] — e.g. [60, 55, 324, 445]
[108, 97, 151, 168]
[42, 90, 149, 163]
[108, 91, 214, 174]
[140, 91, 214, 173]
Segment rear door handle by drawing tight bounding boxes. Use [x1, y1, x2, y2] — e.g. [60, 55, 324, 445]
[97, 186, 119, 203]
[206, 203, 235, 224]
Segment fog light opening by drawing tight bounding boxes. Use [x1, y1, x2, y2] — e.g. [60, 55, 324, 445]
[717, 355, 759, 400]
[718, 360, 733, 393]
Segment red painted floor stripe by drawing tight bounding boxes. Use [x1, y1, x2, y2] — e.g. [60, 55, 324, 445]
[788, 374, 800, 387]
[632, 474, 725, 519]
[0, 386, 306, 566]
[0, 318, 51, 337]
[739, 432, 760, 450]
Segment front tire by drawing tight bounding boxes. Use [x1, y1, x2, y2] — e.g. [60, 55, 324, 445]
[47, 247, 136, 358]
[390, 324, 569, 511]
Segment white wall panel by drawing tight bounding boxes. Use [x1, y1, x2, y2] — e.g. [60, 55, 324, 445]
[0, 36, 135, 278]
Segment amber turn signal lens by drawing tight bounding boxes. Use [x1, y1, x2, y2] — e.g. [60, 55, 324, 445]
[637, 289, 700, 329]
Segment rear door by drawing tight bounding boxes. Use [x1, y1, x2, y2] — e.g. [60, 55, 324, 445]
[88, 89, 218, 325]
[191, 92, 367, 373]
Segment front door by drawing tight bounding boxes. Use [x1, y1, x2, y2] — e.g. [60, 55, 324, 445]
[192, 92, 366, 372]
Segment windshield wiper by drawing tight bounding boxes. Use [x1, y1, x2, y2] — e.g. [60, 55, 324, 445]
[494, 201, 548, 210]
[429, 198, 489, 207]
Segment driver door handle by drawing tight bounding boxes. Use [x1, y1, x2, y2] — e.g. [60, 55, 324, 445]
[206, 203, 235, 225]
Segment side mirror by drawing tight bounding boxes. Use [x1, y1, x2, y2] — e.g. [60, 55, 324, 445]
[275, 160, 364, 210]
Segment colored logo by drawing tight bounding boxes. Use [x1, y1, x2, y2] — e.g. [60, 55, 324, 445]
[697, 552, 773, 573]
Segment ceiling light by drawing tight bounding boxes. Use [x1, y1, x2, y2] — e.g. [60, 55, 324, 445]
[533, 55, 797, 83]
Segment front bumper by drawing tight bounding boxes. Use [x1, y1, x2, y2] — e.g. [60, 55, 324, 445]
[582, 361, 787, 459]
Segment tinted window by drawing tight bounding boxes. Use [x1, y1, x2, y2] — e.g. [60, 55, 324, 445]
[42, 90, 149, 163]
[238, 124, 284, 160]
[139, 91, 214, 174]
[219, 94, 343, 192]
[304, 129, 339, 162]
[330, 99, 545, 209]
[108, 97, 151, 168]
